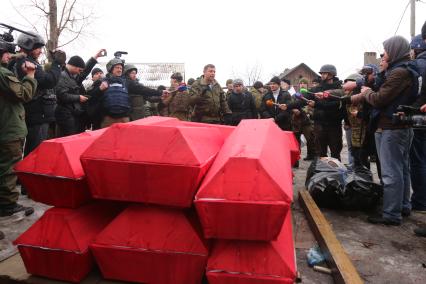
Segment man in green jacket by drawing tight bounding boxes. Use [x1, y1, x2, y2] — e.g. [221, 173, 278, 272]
[189, 64, 231, 124]
[0, 39, 37, 217]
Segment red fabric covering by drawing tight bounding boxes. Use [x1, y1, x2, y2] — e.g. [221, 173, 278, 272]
[13, 202, 123, 283]
[282, 131, 300, 166]
[14, 129, 105, 208]
[195, 119, 293, 241]
[81, 123, 224, 207]
[91, 205, 209, 284]
[206, 211, 296, 284]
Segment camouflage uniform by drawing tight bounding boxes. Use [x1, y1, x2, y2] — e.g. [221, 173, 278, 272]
[189, 77, 231, 124]
[163, 87, 191, 121]
[249, 87, 264, 117]
[0, 66, 37, 207]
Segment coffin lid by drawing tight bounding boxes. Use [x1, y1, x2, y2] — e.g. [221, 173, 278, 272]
[14, 129, 105, 179]
[81, 123, 224, 166]
[195, 119, 293, 203]
[14, 202, 122, 253]
[94, 205, 209, 256]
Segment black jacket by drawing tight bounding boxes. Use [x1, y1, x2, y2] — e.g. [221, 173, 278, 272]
[227, 91, 257, 125]
[307, 77, 345, 127]
[260, 89, 293, 130]
[55, 57, 98, 123]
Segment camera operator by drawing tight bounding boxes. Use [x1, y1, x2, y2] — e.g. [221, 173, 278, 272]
[350, 35, 415, 226]
[0, 37, 37, 217]
[9, 31, 66, 156]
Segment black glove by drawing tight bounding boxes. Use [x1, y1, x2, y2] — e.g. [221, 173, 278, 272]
[52, 50, 67, 66]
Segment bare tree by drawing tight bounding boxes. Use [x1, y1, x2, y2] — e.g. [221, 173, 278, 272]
[11, 0, 95, 60]
[231, 63, 264, 87]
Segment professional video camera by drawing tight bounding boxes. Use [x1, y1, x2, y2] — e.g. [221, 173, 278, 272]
[113, 51, 128, 63]
[392, 105, 426, 128]
[0, 23, 36, 52]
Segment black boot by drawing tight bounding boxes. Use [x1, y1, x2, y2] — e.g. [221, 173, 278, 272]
[0, 203, 34, 217]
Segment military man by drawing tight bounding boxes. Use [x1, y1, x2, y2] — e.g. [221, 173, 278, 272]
[0, 38, 37, 217]
[189, 64, 231, 124]
[162, 72, 191, 121]
[11, 31, 66, 156]
[249, 81, 265, 117]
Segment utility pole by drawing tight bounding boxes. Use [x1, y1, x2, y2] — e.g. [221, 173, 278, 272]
[410, 0, 415, 39]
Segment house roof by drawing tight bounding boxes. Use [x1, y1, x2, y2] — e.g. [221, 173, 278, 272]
[279, 63, 318, 78]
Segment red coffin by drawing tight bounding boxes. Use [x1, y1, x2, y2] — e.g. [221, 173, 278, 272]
[81, 123, 224, 207]
[91, 205, 209, 284]
[195, 119, 293, 241]
[14, 129, 106, 208]
[13, 202, 123, 283]
[283, 130, 300, 166]
[206, 211, 296, 284]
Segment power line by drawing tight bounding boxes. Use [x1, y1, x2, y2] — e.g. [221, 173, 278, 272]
[394, 0, 411, 35]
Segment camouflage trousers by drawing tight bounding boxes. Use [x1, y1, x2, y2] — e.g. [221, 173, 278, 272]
[0, 139, 23, 206]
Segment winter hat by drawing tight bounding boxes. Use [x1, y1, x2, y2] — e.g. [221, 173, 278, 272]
[67, 55, 85, 69]
[253, 81, 264, 89]
[299, 78, 309, 84]
[226, 79, 233, 85]
[269, 76, 281, 85]
[281, 78, 291, 85]
[91, 67, 103, 77]
[233, 79, 244, 86]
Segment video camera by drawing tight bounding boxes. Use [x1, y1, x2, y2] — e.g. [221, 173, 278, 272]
[113, 51, 128, 63]
[0, 23, 36, 53]
[392, 105, 426, 129]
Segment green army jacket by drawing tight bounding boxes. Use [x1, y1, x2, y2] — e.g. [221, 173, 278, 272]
[0, 66, 37, 143]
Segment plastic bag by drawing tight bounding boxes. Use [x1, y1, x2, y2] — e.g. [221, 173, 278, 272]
[306, 158, 382, 210]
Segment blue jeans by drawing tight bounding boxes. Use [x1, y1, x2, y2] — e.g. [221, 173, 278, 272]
[410, 130, 426, 210]
[375, 128, 413, 222]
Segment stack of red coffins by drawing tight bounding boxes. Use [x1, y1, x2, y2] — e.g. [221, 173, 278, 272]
[81, 118, 229, 283]
[195, 119, 297, 283]
[14, 116, 298, 283]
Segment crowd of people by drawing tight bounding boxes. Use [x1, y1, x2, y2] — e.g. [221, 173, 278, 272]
[1, 21, 426, 240]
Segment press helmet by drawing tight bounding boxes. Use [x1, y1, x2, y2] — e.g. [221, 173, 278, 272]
[17, 32, 45, 51]
[124, 64, 137, 75]
[106, 58, 124, 73]
[345, 73, 363, 82]
[319, 64, 337, 76]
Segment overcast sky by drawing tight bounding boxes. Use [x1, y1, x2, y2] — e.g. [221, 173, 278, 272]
[1, 0, 426, 85]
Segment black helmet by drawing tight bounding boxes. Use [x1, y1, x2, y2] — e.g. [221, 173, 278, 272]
[319, 64, 337, 76]
[106, 58, 124, 73]
[17, 32, 45, 51]
[0, 40, 16, 55]
[124, 64, 137, 75]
